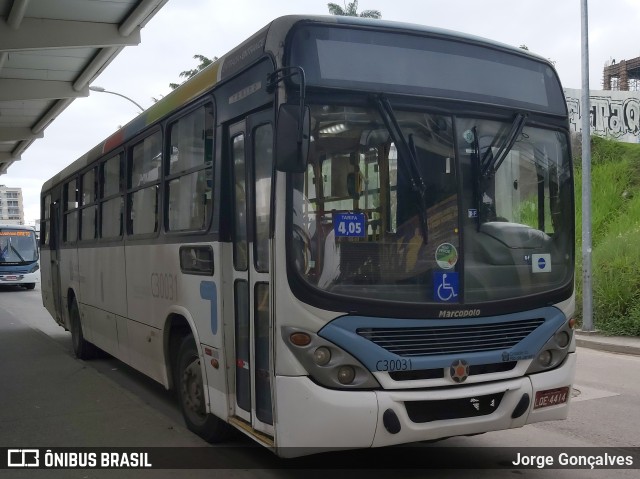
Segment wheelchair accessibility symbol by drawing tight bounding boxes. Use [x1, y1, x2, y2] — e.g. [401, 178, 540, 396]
[434, 272, 459, 302]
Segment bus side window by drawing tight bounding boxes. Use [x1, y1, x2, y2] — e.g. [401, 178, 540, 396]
[232, 133, 247, 271]
[42, 194, 51, 246]
[166, 103, 214, 232]
[80, 168, 98, 241]
[128, 133, 161, 236]
[253, 123, 273, 273]
[63, 178, 79, 243]
[100, 154, 124, 238]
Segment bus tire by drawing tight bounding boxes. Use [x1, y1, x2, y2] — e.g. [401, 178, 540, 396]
[24, 283, 36, 290]
[69, 299, 95, 360]
[176, 334, 229, 443]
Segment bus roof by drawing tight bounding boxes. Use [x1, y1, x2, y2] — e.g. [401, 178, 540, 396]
[0, 224, 35, 231]
[42, 15, 554, 192]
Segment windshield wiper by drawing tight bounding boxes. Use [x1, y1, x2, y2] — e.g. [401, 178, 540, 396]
[10, 242, 26, 262]
[481, 113, 527, 179]
[373, 95, 429, 243]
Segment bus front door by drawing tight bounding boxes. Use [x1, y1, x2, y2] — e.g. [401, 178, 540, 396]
[228, 111, 274, 438]
[49, 197, 64, 326]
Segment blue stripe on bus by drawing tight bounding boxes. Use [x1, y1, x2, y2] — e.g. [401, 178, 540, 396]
[199, 281, 218, 335]
[318, 307, 567, 372]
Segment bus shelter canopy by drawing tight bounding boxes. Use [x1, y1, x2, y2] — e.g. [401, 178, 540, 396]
[0, 0, 168, 175]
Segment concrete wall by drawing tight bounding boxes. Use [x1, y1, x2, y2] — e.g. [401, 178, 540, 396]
[565, 88, 640, 143]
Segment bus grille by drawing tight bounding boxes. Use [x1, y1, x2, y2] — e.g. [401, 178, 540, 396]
[0, 268, 29, 274]
[356, 318, 545, 357]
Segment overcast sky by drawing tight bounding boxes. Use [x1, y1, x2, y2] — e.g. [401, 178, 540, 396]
[5, 0, 640, 223]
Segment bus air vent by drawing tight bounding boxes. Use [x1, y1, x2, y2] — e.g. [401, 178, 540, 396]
[357, 318, 544, 357]
[405, 392, 504, 423]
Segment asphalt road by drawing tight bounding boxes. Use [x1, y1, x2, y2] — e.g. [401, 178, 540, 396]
[0, 284, 638, 478]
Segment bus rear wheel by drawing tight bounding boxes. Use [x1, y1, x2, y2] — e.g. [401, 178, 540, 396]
[176, 334, 230, 443]
[69, 299, 95, 359]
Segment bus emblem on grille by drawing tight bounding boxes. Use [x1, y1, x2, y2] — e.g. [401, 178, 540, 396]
[450, 359, 470, 383]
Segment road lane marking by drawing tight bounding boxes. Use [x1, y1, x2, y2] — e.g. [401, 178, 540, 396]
[571, 384, 619, 402]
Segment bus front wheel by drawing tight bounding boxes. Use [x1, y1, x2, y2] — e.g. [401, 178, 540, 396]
[24, 283, 36, 290]
[69, 299, 95, 359]
[176, 334, 230, 443]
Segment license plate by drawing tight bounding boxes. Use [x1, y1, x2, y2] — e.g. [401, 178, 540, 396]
[3, 275, 18, 281]
[534, 386, 570, 409]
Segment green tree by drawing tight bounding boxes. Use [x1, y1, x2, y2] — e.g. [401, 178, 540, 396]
[169, 54, 217, 90]
[154, 54, 217, 102]
[327, 1, 381, 18]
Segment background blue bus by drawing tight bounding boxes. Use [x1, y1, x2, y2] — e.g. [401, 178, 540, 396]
[0, 224, 40, 289]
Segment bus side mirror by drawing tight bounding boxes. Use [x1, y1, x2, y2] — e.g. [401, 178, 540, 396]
[275, 104, 310, 173]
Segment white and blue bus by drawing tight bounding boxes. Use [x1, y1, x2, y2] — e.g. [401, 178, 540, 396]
[0, 224, 40, 289]
[40, 15, 575, 456]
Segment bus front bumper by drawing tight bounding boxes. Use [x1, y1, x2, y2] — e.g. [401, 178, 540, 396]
[274, 352, 575, 457]
[0, 272, 40, 284]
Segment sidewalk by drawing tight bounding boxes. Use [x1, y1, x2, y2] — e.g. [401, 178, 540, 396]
[575, 330, 640, 356]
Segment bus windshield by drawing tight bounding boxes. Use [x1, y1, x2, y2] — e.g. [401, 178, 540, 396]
[290, 104, 573, 305]
[0, 229, 39, 264]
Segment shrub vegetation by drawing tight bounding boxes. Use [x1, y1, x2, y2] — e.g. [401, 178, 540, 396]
[574, 136, 640, 335]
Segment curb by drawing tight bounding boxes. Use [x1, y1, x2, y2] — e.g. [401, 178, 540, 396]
[575, 332, 640, 356]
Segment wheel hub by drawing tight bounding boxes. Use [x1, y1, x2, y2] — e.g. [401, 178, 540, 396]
[182, 358, 205, 418]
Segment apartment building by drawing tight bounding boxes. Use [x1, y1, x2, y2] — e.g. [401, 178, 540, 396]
[0, 185, 24, 225]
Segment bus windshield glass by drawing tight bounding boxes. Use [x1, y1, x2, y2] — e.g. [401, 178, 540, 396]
[0, 229, 38, 264]
[289, 105, 573, 305]
[288, 24, 566, 115]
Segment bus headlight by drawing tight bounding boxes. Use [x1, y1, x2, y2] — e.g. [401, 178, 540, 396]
[526, 319, 574, 375]
[337, 366, 356, 385]
[555, 331, 570, 348]
[537, 350, 553, 367]
[29, 263, 40, 273]
[282, 326, 380, 389]
[313, 347, 331, 366]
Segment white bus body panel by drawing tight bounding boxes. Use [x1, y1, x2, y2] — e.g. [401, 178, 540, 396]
[203, 346, 231, 421]
[77, 245, 126, 356]
[55, 239, 226, 393]
[124, 318, 165, 384]
[78, 246, 127, 316]
[40, 249, 56, 318]
[124, 243, 176, 384]
[57, 247, 78, 326]
[274, 375, 378, 455]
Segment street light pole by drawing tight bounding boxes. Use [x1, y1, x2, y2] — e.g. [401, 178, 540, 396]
[89, 86, 144, 112]
[581, 0, 594, 332]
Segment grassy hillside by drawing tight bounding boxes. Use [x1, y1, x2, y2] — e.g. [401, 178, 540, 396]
[574, 136, 640, 336]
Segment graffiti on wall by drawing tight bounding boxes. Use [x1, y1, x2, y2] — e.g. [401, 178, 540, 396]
[565, 88, 640, 143]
